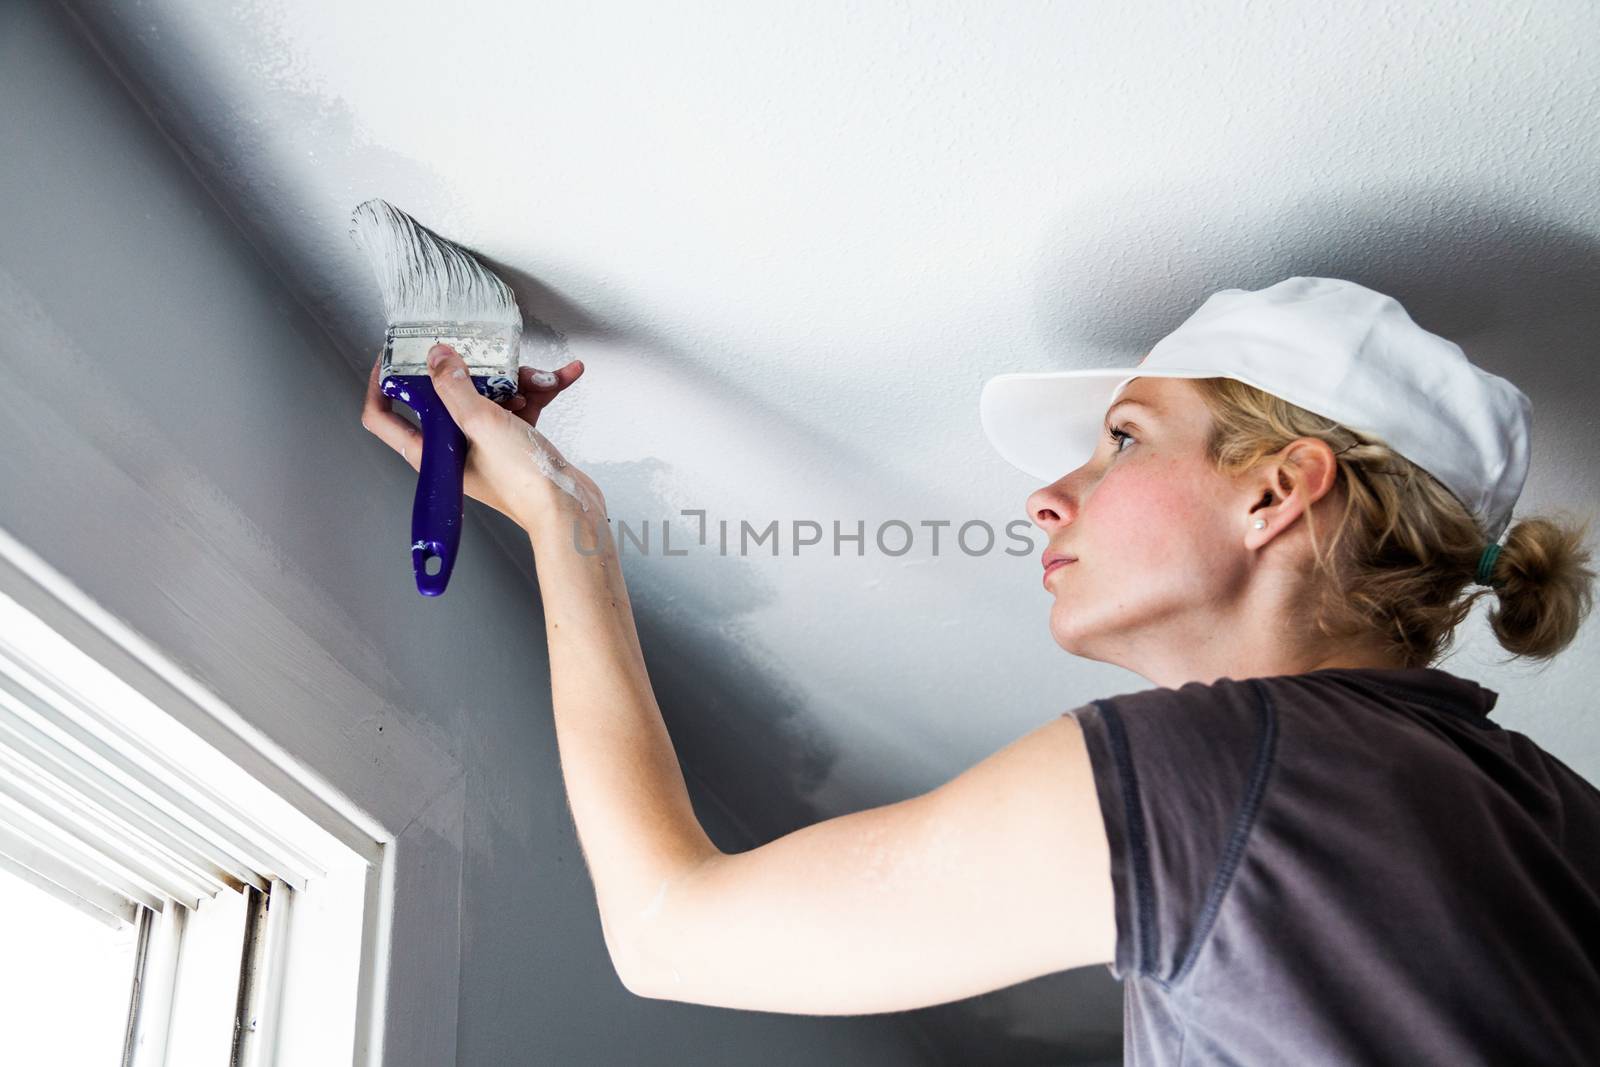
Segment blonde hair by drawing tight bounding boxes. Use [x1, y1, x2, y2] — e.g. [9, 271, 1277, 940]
[1190, 376, 1597, 670]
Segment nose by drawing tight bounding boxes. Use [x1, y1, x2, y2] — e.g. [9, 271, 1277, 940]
[1027, 473, 1078, 531]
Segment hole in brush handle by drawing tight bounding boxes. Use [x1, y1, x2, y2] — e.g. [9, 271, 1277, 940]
[412, 538, 452, 595]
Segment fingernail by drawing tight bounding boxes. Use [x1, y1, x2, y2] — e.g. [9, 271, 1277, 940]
[428, 343, 449, 369]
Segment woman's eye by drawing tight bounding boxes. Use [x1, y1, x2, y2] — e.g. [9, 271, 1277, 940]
[1106, 424, 1134, 453]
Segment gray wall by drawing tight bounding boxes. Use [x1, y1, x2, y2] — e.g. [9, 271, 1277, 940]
[0, 4, 934, 1063]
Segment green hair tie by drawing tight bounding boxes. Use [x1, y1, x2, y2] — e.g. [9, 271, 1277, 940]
[1476, 542, 1503, 586]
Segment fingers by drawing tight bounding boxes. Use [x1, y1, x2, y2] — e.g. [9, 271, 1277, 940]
[520, 359, 583, 391]
[524, 367, 560, 390]
[363, 349, 386, 408]
[361, 351, 422, 470]
[426, 343, 499, 436]
[511, 359, 584, 425]
[405, 345, 579, 439]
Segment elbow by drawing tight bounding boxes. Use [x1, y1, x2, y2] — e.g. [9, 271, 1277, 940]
[616, 961, 685, 1003]
[616, 963, 654, 1000]
[610, 934, 677, 1001]
[612, 950, 671, 1001]
[601, 855, 719, 1003]
[601, 912, 659, 1000]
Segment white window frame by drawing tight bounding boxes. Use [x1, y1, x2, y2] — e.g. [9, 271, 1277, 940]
[0, 524, 466, 1067]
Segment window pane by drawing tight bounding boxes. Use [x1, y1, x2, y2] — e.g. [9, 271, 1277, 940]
[165, 886, 249, 1065]
[0, 864, 140, 1064]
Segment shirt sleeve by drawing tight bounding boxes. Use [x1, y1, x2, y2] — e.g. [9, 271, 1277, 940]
[1064, 678, 1278, 984]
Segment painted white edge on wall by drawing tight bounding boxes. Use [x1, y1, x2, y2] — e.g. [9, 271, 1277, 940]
[0, 525, 464, 1067]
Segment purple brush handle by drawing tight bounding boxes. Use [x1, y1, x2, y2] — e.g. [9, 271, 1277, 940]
[381, 372, 473, 597]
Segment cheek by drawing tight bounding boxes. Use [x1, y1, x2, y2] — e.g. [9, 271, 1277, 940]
[1088, 462, 1211, 562]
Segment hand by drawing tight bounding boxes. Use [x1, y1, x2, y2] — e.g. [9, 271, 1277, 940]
[361, 342, 602, 530]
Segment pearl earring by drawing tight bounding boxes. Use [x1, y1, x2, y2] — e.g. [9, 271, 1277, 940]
[1253, 519, 1266, 529]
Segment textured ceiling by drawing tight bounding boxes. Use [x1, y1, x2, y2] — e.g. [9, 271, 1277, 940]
[62, 0, 1600, 1056]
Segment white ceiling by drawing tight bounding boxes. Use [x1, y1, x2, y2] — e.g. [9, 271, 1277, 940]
[72, 0, 1600, 801]
[66, 0, 1600, 1029]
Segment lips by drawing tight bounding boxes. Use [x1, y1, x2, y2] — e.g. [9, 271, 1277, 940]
[1041, 550, 1077, 571]
[1042, 551, 1076, 588]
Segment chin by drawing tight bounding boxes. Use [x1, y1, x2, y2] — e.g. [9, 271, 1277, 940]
[1047, 611, 1090, 656]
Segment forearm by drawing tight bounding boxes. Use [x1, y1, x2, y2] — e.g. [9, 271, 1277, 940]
[523, 486, 722, 968]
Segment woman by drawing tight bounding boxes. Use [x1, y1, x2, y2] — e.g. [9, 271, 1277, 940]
[362, 276, 1598, 1064]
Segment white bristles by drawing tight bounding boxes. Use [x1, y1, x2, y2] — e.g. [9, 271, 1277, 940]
[349, 199, 522, 331]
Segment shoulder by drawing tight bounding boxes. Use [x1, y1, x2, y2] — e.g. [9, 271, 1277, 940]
[1062, 677, 1283, 982]
[1073, 674, 1264, 716]
[1066, 675, 1270, 766]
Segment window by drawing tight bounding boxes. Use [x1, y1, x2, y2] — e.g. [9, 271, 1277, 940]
[0, 557, 377, 1065]
[0, 860, 141, 1063]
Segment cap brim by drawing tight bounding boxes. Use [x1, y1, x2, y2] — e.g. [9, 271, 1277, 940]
[979, 367, 1220, 481]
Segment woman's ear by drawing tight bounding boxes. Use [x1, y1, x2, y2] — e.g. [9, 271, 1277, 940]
[1243, 438, 1340, 544]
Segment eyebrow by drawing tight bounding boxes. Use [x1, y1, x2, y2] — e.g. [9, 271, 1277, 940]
[1105, 397, 1160, 422]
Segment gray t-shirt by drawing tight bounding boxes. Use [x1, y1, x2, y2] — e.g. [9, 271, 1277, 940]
[1065, 665, 1600, 1065]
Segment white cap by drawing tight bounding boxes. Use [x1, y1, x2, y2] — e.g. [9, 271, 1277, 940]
[979, 276, 1532, 544]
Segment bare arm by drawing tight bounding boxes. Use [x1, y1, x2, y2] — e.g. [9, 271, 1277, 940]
[617, 713, 1117, 1013]
[523, 482, 724, 973]
[364, 344, 1115, 1009]
[526, 477, 1115, 1012]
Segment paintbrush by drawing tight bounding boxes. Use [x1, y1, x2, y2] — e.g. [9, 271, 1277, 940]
[350, 198, 523, 597]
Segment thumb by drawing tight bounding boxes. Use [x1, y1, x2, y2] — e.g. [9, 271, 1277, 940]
[426, 343, 494, 432]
